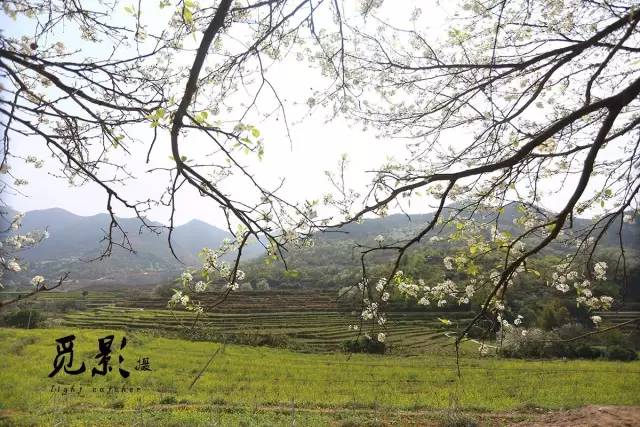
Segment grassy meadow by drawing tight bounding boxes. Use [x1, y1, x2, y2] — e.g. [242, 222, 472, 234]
[1, 327, 639, 426]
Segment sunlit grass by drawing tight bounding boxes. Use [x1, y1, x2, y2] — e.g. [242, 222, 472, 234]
[1, 327, 638, 425]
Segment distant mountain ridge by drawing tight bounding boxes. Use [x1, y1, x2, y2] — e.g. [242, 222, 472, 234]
[1, 203, 638, 287]
[1, 207, 262, 286]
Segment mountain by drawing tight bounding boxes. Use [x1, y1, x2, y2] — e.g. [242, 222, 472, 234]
[243, 202, 640, 289]
[2, 203, 638, 289]
[1, 207, 262, 286]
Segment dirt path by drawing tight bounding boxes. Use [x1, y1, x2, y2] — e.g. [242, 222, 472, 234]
[510, 405, 640, 427]
[2, 404, 638, 426]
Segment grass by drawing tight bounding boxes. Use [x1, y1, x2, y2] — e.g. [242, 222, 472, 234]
[1, 327, 639, 426]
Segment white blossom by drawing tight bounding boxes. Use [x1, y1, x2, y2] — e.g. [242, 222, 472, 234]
[377, 332, 386, 343]
[169, 290, 183, 305]
[418, 296, 430, 306]
[514, 315, 523, 326]
[194, 281, 207, 293]
[30, 275, 45, 287]
[593, 262, 607, 281]
[7, 260, 21, 272]
[443, 256, 455, 270]
[180, 294, 190, 306]
[465, 284, 475, 297]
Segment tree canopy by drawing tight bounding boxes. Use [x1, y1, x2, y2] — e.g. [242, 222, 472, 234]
[1, 0, 639, 341]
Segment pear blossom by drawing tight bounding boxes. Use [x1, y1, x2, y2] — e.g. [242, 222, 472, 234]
[30, 275, 45, 287]
[169, 290, 183, 305]
[377, 332, 386, 343]
[593, 262, 607, 281]
[514, 315, 523, 326]
[181, 271, 193, 284]
[7, 260, 21, 272]
[194, 281, 207, 293]
[443, 256, 455, 270]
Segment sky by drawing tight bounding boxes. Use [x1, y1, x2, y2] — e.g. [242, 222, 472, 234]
[2, 1, 457, 228]
[1, 1, 622, 229]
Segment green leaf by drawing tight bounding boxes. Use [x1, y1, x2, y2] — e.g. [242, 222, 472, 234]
[284, 270, 300, 279]
[124, 5, 135, 14]
[437, 318, 452, 326]
[466, 263, 479, 276]
[251, 127, 260, 138]
[182, 7, 193, 24]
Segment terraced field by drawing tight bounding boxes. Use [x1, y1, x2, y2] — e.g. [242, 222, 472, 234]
[6, 289, 473, 355]
[7, 289, 633, 356]
[58, 305, 473, 355]
[23, 289, 342, 312]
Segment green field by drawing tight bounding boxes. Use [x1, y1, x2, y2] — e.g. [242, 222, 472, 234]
[14, 290, 476, 355]
[1, 327, 639, 426]
[58, 306, 474, 355]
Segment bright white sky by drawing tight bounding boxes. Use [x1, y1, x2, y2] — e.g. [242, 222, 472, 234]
[3, 1, 458, 228]
[1, 1, 615, 228]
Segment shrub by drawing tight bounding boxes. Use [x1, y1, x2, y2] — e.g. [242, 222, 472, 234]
[180, 328, 291, 348]
[538, 300, 571, 330]
[499, 327, 550, 358]
[50, 300, 87, 312]
[574, 344, 603, 359]
[342, 336, 385, 354]
[499, 327, 602, 360]
[2, 309, 46, 328]
[606, 346, 638, 361]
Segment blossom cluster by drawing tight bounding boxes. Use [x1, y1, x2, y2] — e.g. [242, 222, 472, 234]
[1, 212, 49, 289]
[548, 260, 613, 316]
[168, 232, 249, 315]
